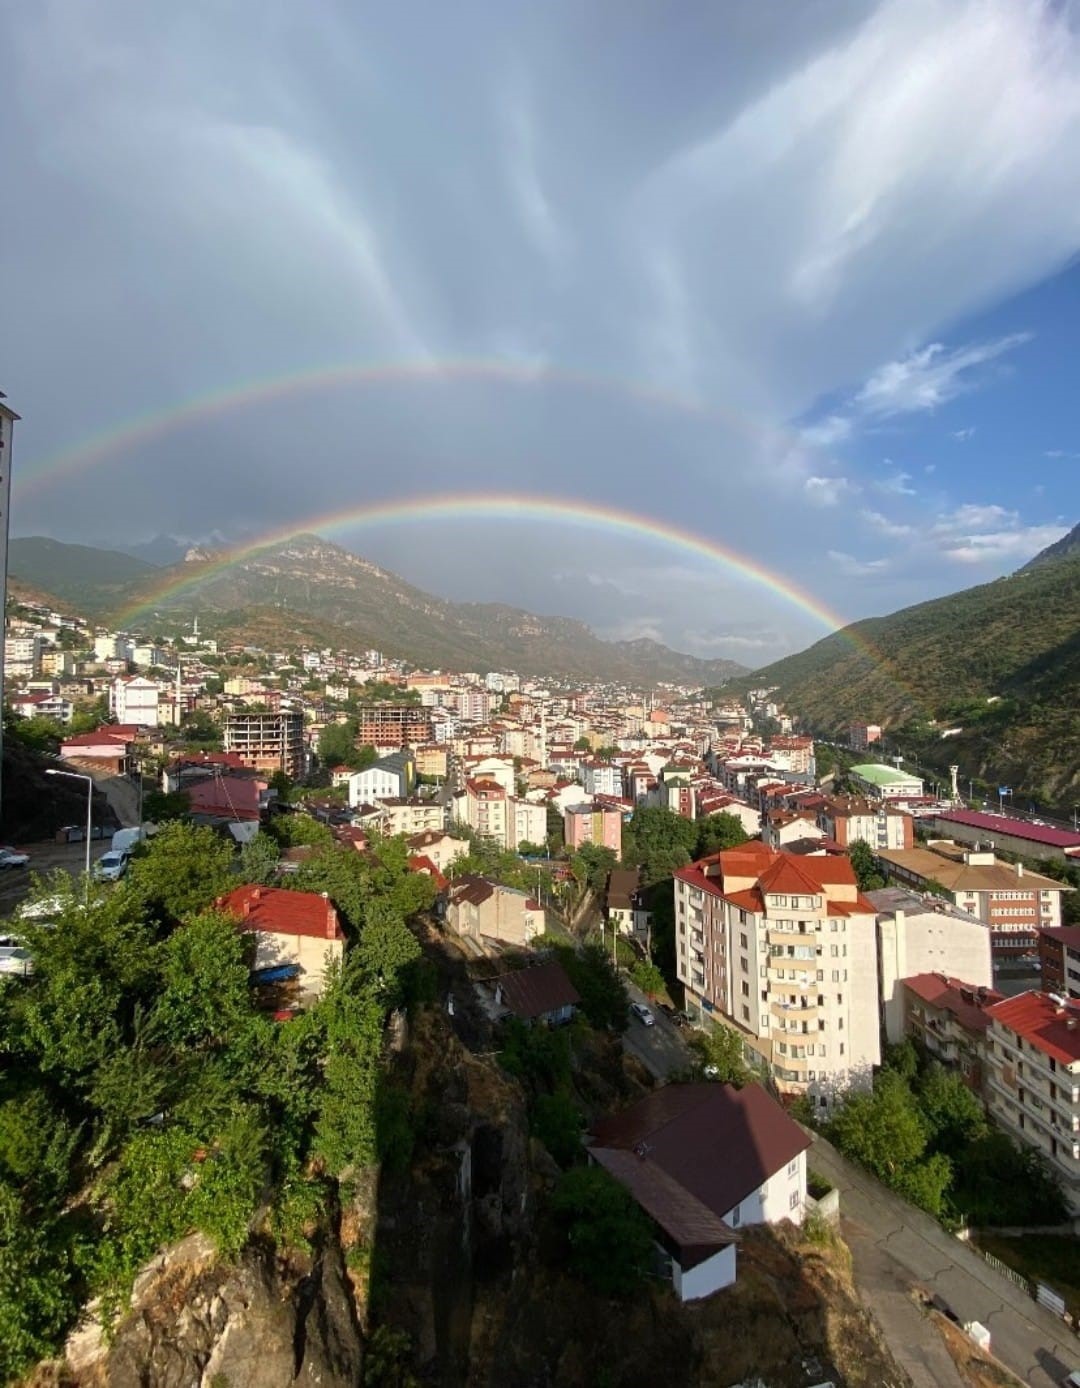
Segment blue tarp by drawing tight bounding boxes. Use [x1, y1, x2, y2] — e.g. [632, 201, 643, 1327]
[250, 963, 300, 985]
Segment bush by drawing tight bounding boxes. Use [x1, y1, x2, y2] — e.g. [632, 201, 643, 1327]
[548, 1167, 654, 1296]
[531, 1090, 583, 1168]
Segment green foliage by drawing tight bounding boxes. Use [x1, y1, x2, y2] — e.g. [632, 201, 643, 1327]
[363, 1324, 419, 1388]
[270, 1171, 326, 1252]
[6, 713, 64, 754]
[623, 807, 697, 886]
[179, 708, 222, 749]
[143, 789, 191, 823]
[530, 1091, 583, 1167]
[694, 811, 750, 856]
[239, 831, 281, 885]
[152, 910, 254, 1048]
[549, 1166, 654, 1296]
[915, 1063, 987, 1154]
[269, 813, 334, 850]
[374, 1083, 415, 1175]
[498, 1017, 572, 1092]
[883, 1038, 919, 1082]
[128, 821, 235, 922]
[543, 942, 629, 1033]
[0, 1185, 80, 1385]
[569, 842, 618, 892]
[351, 900, 422, 1003]
[0, 1092, 79, 1206]
[828, 1070, 929, 1182]
[689, 1024, 752, 1087]
[317, 718, 376, 771]
[312, 967, 385, 1175]
[186, 1107, 269, 1260]
[847, 839, 885, 892]
[629, 960, 665, 997]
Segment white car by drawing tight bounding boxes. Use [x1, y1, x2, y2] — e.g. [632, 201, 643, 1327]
[0, 936, 33, 976]
[93, 850, 129, 882]
[630, 1002, 656, 1027]
[0, 848, 29, 869]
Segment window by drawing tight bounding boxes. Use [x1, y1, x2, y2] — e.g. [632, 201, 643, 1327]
[830, 944, 839, 958]
[839, 1042, 845, 1055]
[730, 1204, 741, 1227]
[740, 956, 749, 974]
[740, 932, 748, 949]
[787, 1158, 798, 1176]
[741, 981, 750, 997]
[789, 1190, 800, 1211]
[742, 1005, 750, 1022]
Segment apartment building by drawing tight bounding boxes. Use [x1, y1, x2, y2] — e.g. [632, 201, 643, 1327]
[900, 974, 1002, 1092]
[223, 706, 305, 779]
[674, 844, 880, 1106]
[354, 703, 434, 749]
[581, 760, 624, 798]
[876, 843, 1068, 958]
[563, 802, 622, 855]
[110, 675, 162, 728]
[870, 885, 993, 1043]
[848, 722, 882, 751]
[344, 751, 416, 807]
[766, 736, 815, 775]
[984, 992, 1080, 1217]
[4, 632, 43, 679]
[369, 798, 445, 836]
[762, 811, 823, 851]
[455, 778, 508, 845]
[1038, 927, 1080, 1001]
[816, 795, 914, 852]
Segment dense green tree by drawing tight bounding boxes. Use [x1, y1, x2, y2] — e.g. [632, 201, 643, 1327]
[142, 789, 190, 823]
[569, 842, 618, 892]
[549, 1167, 654, 1296]
[0, 1093, 78, 1207]
[694, 811, 750, 857]
[269, 813, 335, 850]
[127, 821, 234, 922]
[688, 1024, 753, 1086]
[5, 714, 64, 754]
[312, 968, 385, 1175]
[629, 960, 665, 997]
[828, 1070, 929, 1180]
[0, 1186, 79, 1385]
[350, 900, 422, 1003]
[152, 910, 254, 1048]
[916, 1063, 987, 1154]
[847, 839, 886, 892]
[531, 1091, 583, 1168]
[623, 807, 698, 885]
[239, 831, 281, 884]
[543, 941, 629, 1033]
[317, 719, 371, 770]
[179, 708, 222, 750]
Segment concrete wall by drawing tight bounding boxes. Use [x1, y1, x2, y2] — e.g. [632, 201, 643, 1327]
[671, 1243, 737, 1301]
[878, 908, 993, 1043]
[252, 930, 344, 996]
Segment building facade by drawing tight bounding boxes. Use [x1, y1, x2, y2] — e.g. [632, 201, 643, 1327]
[849, 763, 924, 801]
[816, 796, 913, 851]
[563, 802, 622, 855]
[223, 707, 305, 779]
[355, 703, 434, 749]
[674, 844, 880, 1106]
[1038, 927, 1080, 1001]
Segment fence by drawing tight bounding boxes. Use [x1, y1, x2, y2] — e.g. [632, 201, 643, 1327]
[965, 1241, 1077, 1334]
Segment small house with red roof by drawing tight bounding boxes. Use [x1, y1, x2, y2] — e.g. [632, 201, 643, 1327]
[217, 885, 345, 997]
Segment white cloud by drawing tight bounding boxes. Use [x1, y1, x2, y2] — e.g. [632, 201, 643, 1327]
[827, 550, 890, 577]
[952, 426, 976, 441]
[501, 81, 570, 270]
[855, 333, 1032, 418]
[800, 414, 852, 448]
[876, 470, 917, 497]
[1044, 449, 1080, 460]
[861, 509, 915, 539]
[931, 504, 1067, 563]
[804, 474, 856, 506]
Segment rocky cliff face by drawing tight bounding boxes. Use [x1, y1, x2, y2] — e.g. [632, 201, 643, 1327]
[62, 1232, 363, 1388]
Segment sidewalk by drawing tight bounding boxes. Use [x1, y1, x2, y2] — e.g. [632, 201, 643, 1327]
[809, 1134, 1080, 1388]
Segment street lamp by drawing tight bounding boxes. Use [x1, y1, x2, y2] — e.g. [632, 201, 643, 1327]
[45, 768, 93, 898]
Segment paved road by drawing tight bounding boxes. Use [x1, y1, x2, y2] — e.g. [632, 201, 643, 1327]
[621, 978, 692, 1080]
[0, 838, 114, 921]
[809, 1134, 1080, 1388]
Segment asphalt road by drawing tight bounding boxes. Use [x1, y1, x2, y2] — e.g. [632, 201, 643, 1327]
[621, 977, 692, 1080]
[0, 838, 113, 921]
[809, 1134, 1080, 1388]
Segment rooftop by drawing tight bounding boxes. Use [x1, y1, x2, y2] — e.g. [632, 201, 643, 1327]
[850, 763, 922, 786]
[876, 846, 1066, 893]
[901, 973, 1003, 1034]
[218, 885, 344, 941]
[987, 990, 1080, 1064]
[934, 809, 1080, 852]
[491, 959, 580, 1020]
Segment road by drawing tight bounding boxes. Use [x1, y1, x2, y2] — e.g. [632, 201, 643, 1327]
[0, 838, 113, 921]
[809, 1133, 1080, 1388]
[620, 977, 692, 1080]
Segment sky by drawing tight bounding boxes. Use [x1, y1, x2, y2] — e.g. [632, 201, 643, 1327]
[2, 0, 1079, 666]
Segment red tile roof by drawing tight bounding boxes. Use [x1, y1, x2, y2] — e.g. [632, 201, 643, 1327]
[986, 990, 1080, 1063]
[492, 960, 580, 1020]
[218, 885, 344, 941]
[901, 973, 1003, 1034]
[936, 809, 1080, 851]
[407, 855, 448, 891]
[187, 775, 261, 821]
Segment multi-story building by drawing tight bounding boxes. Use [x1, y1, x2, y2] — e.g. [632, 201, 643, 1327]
[355, 703, 434, 749]
[848, 723, 882, 752]
[563, 802, 622, 856]
[345, 751, 416, 807]
[849, 763, 924, 801]
[674, 843, 880, 1107]
[928, 808, 1080, 866]
[762, 811, 823, 851]
[110, 675, 162, 728]
[373, 797, 446, 836]
[984, 991, 1080, 1217]
[1038, 927, 1080, 1001]
[766, 736, 815, 775]
[900, 974, 1003, 1092]
[876, 844, 1069, 959]
[816, 795, 914, 852]
[870, 885, 994, 1043]
[581, 760, 624, 798]
[511, 797, 548, 851]
[4, 632, 43, 679]
[223, 706, 305, 779]
[414, 743, 449, 780]
[455, 778, 509, 846]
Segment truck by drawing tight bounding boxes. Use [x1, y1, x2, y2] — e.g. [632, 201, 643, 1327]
[111, 825, 150, 856]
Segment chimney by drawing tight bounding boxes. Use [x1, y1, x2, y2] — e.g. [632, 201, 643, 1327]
[322, 891, 336, 938]
[1016, 862, 1024, 878]
[252, 887, 262, 901]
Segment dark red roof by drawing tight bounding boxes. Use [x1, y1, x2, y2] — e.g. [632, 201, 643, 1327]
[493, 960, 580, 1020]
[986, 990, 1080, 1063]
[901, 973, 1003, 1034]
[588, 1083, 810, 1233]
[218, 885, 344, 941]
[935, 809, 1080, 851]
[187, 775, 261, 821]
[1038, 926, 1080, 949]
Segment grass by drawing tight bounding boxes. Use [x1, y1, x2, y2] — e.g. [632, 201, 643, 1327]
[973, 1233, 1080, 1318]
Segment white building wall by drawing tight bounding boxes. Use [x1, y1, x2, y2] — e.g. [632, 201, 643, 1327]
[877, 908, 994, 1044]
[846, 913, 883, 1086]
[347, 766, 406, 806]
[671, 1244, 737, 1301]
[724, 1150, 807, 1229]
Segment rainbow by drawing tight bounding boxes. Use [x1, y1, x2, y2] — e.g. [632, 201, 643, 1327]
[13, 358, 788, 500]
[114, 489, 863, 650]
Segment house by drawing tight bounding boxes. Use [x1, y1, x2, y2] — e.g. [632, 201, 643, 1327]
[674, 844, 880, 1106]
[899, 974, 1003, 1092]
[587, 1083, 811, 1301]
[875, 843, 1069, 959]
[762, 810, 823, 851]
[344, 751, 416, 807]
[1038, 926, 1080, 1000]
[9, 691, 74, 724]
[816, 795, 914, 852]
[563, 802, 622, 855]
[405, 829, 469, 874]
[110, 675, 162, 728]
[606, 867, 649, 940]
[217, 884, 345, 997]
[489, 959, 579, 1026]
[984, 991, 1080, 1217]
[869, 885, 994, 1044]
[444, 876, 544, 947]
[59, 724, 143, 776]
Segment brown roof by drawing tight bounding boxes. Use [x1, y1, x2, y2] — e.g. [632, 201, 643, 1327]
[492, 960, 580, 1020]
[877, 846, 1065, 893]
[588, 1083, 810, 1238]
[1038, 926, 1080, 949]
[606, 868, 640, 910]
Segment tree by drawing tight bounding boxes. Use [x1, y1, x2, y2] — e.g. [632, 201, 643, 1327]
[351, 900, 421, 1002]
[828, 1070, 928, 1180]
[0, 1185, 80, 1385]
[152, 910, 254, 1048]
[179, 708, 222, 750]
[629, 960, 664, 997]
[623, 807, 697, 886]
[689, 1024, 751, 1086]
[573, 736, 591, 752]
[847, 839, 885, 892]
[549, 1167, 653, 1296]
[531, 1091, 583, 1167]
[694, 811, 749, 857]
[142, 789, 190, 823]
[544, 942, 629, 1033]
[239, 831, 281, 885]
[127, 821, 235, 922]
[569, 842, 618, 893]
[916, 1063, 987, 1155]
[269, 813, 334, 850]
[317, 719, 374, 770]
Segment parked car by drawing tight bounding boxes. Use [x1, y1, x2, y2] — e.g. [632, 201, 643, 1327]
[0, 848, 29, 869]
[93, 850, 129, 882]
[630, 1002, 655, 1027]
[0, 936, 33, 976]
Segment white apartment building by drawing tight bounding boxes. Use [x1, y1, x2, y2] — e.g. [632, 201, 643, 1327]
[674, 843, 880, 1107]
[94, 633, 133, 664]
[110, 675, 162, 728]
[869, 885, 994, 1044]
[4, 632, 43, 679]
[511, 796, 548, 850]
[581, 760, 624, 798]
[984, 992, 1080, 1217]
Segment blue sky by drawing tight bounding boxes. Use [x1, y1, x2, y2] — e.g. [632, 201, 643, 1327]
[2, 0, 1078, 665]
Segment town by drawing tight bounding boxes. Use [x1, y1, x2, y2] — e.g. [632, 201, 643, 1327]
[3, 568, 1080, 1386]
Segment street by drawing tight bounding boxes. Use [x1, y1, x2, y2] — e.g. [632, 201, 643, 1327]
[0, 838, 114, 921]
[621, 977, 692, 1080]
[809, 1133, 1080, 1388]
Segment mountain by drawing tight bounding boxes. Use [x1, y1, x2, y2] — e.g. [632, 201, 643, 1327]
[731, 543, 1080, 806]
[1021, 519, 1080, 570]
[9, 536, 158, 607]
[11, 534, 747, 684]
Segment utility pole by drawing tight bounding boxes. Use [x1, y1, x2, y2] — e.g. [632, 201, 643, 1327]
[0, 394, 20, 826]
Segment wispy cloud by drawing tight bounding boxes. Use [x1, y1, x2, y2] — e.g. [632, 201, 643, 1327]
[952, 426, 976, 441]
[931, 504, 1066, 563]
[800, 414, 852, 448]
[862, 509, 915, 539]
[502, 82, 570, 270]
[1044, 448, 1080, 460]
[855, 333, 1032, 418]
[875, 469, 917, 497]
[827, 550, 890, 577]
[804, 474, 856, 507]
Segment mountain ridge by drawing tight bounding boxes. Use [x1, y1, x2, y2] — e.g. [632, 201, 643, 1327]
[8, 533, 748, 684]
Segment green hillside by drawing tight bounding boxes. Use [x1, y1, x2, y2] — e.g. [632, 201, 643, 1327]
[9, 536, 158, 610]
[732, 549, 1080, 807]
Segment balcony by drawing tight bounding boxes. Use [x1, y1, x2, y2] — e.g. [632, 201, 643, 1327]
[767, 926, 816, 947]
[771, 999, 818, 1022]
[767, 965, 816, 986]
[690, 931, 705, 950]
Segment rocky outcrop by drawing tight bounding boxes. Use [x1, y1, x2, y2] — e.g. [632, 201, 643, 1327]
[64, 1232, 363, 1388]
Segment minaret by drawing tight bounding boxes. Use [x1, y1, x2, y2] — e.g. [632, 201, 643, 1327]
[192, 613, 199, 641]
